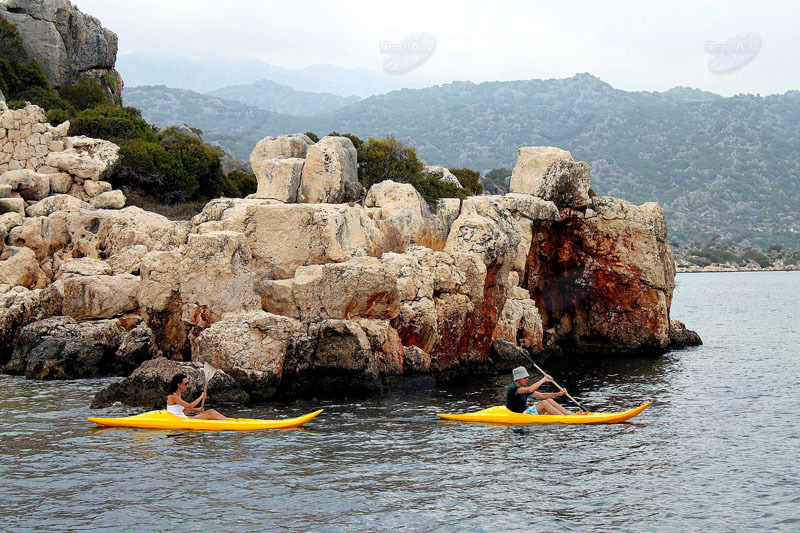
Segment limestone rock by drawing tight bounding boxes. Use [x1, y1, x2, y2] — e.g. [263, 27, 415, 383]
[0, 0, 119, 89]
[45, 136, 119, 180]
[250, 133, 312, 161]
[0, 183, 11, 198]
[492, 297, 544, 351]
[298, 136, 361, 203]
[180, 231, 260, 329]
[403, 345, 431, 373]
[510, 146, 591, 208]
[137, 251, 189, 359]
[526, 196, 676, 354]
[0, 246, 48, 289]
[1, 316, 127, 379]
[25, 194, 90, 217]
[253, 157, 304, 202]
[51, 273, 139, 319]
[193, 201, 384, 280]
[56, 257, 112, 278]
[0, 285, 61, 364]
[83, 180, 112, 197]
[91, 190, 125, 209]
[423, 166, 463, 188]
[365, 180, 430, 249]
[0, 197, 25, 214]
[290, 257, 399, 321]
[191, 310, 302, 401]
[114, 321, 155, 370]
[90, 358, 249, 409]
[48, 173, 73, 194]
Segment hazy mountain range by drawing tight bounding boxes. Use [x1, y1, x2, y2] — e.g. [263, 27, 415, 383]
[116, 53, 440, 96]
[123, 74, 800, 249]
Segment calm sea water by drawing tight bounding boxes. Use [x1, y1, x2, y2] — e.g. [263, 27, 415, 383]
[1, 272, 799, 532]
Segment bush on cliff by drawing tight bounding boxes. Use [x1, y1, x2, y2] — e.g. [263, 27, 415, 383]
[449, 167, 483, 195]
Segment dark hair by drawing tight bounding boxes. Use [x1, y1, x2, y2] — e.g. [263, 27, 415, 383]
[167, 373, 187, 395]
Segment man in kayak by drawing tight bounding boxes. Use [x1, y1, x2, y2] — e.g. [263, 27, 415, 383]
[506, 366, 574, 415]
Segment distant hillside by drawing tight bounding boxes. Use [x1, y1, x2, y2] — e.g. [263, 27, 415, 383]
[124, 75, 800, 249]
[207, 79, 360, 116]
[116, 53, 439, 96]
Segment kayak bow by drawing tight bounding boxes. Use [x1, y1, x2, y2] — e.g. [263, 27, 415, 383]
[88, 409, 323, 431]
[437, 402, 652, 425]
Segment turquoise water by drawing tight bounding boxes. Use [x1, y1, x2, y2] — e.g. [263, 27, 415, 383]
[1, 272, 798, 531]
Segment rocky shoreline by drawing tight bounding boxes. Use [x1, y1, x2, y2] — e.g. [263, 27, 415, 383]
[0, 101, 701, 407]
[677, 266, 799, 273]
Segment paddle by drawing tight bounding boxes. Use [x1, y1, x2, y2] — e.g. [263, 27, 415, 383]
[200, 361, 217, 411]
[518, 352, 588, 412]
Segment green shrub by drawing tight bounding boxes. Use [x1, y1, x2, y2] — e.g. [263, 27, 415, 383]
[357, 135, 424, 189]
[58, 78, 108, 110]
[408, 173, 467, 204]
[68, 105, 158, 142]
[113, 139, 198, 203]
[304, 131, 320, 143]
[449, 167, 483, 195]
[328, 131, 364, 150]
[227, 170, 257, 197]
[741, 249, 771, 268]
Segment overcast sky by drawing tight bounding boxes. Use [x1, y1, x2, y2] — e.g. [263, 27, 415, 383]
[76, 0, 798, 96]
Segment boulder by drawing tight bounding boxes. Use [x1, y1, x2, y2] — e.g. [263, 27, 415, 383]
[137, 251, 189, 359]
[51, 273, 139, 319]
[0, 286, 61, 364]
[298, 136, 361, 203]
[0, 184, 11, 198]
[250, 133, 312, 162]
[423, 166, 462, 188]
[365, 180, 430, 249]
[114, 321, 155, 370]
[1, 316, 127, 379]
[0, 169, 35, 190]
[83, 180, 112, 197]
[90, 358, 249, 409]
[0, 246, 48, 289]
[191, 311, 302, 401]
[669, 319, 703, 348]
[25, 194, 90, 217]
[45, 136, 119, 180]
[0, 197, 25, 214]
[48, 173, 73, 194]
[193, 201, 385, 279]
[56, 257, 112, 278]
[91, 190, 125, 209]
[510, 146, 591, 208]
[180, 231, 261, 329]
[526, 196, 676, 354]
[289, 257, 399, 321]
[253, 157, 304, 202]
[403, 345, 431, 373]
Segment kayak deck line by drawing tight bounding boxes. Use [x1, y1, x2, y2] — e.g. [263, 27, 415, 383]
[437, 402, 652, 425]
[88, 409, 323, 431]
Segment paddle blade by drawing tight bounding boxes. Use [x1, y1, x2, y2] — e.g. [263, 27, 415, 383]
[202, 361, 217, 382]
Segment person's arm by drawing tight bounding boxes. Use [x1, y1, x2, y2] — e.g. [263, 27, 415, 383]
[532, 390, 567, 400]
[169, 393, 206, 413]
[518, 375, 553, 394]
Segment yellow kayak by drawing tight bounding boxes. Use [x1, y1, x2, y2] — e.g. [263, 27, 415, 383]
[88, 409, 323, 431]
[437, 402, 652, 425]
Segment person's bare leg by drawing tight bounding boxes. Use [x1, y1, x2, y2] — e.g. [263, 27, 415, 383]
[194, 409, 228, 420]
[544, 399, 571, 415]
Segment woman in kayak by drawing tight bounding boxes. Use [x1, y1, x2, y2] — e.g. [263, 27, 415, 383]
[505, 366, 578, 415]
[166, 373, 228, 420]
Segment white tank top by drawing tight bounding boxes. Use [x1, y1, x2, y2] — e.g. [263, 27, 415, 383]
[166, 401, 188, 418]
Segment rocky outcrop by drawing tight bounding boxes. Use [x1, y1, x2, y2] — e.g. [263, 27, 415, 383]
[0, 316, 146, 379]
[526, 196, 676, 354]
[0, 0, 123, 100]
[509, 146, 591, 208]
[669, 319, 702, 348]
[0, 103, 697, 405]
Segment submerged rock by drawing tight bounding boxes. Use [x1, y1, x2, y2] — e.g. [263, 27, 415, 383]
[669, 319, 703, 348]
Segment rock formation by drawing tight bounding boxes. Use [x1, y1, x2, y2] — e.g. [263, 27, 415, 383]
[0, 0, 123, 100]
[0, 102, 699, 406]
